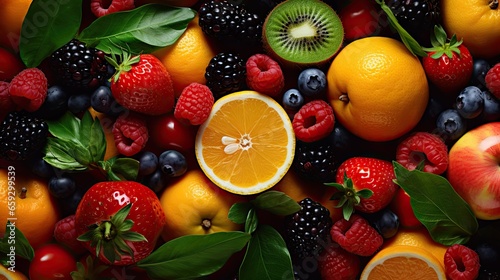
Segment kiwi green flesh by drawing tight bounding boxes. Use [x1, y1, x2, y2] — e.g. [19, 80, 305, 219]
[263, 0, 344, 65]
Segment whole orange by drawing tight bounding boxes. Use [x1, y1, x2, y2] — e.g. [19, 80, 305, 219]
[0, 167, 60, 249]
[0, 0, 32, 51]
[159, 169, 246, 242]
[441, 0, 500, 59]
[326, 36, 428, 142]
[152, 15, 218, 97]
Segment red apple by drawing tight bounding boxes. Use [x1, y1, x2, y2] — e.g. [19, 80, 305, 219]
[447, 121, 500, 220]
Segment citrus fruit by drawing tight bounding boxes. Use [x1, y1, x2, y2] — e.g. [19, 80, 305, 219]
[360, 245, 446, 280]
[441, 0, 500, 59]
[153, 15, 218, 97]
[326, 36, 429, 142]
[195, 90, 295, 195]
[0, 0, 31, 51]
[0, 264, 28, 280]
[0, 167, 60, 249]
[159, 169, 246, 241]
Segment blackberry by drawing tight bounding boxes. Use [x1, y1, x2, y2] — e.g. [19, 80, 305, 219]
[293, 137, 337, 183]
[0, 111, 48, 161]
[205, 52, 246, 99]
[284, 198, 332, 276]
[198, 0, 263, 41]
[50, 39, 109, 92]
[385, 0, 440, 45]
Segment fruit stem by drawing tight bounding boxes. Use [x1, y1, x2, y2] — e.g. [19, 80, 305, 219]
[490, 0, 499, 9]
[201, 219, 212, 231]
[19, 187, 27, 199]
[339, 94, 349, 102]
[102, 221, 114, 241]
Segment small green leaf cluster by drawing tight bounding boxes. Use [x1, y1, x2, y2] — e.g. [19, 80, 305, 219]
[43, 111, 139, 181]
[135, 191, 301, 280]
[19, 0, 195, 68]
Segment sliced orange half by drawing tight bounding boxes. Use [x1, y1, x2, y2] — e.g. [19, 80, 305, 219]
[195, 90, 295, 195]
[360, 245, 446, 280]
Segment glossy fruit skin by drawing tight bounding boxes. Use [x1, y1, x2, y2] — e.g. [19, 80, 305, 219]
[335, 157, 398, 214]
[110, 54, 175, 116]
[282, 88, 304, 111]
[0, 47, 24, 81]
[48, 176, 76, 198]
[338, 0, 380, 41]
[389, 187, 422, 228]
[456, 86, 484, 119]
[297, 68, 327, 97]
[35, 85, 69, 120]
[436, 109, 467, 142]
[74, 181, 166, 265]
[482, 90, 500, 121]
[362, 207, 400, 239]
[29, 243, 77, 280]
[158, 150, 188, 177]
[147, 113, 197, 155]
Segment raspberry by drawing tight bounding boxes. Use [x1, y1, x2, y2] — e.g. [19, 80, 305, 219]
[444, 244, 480, 280]
[485, 62, 500, 99]
[318, 244, 361, 280]
[330, 214, 383, 257]
[8, 68, 47, 112]
[90, 0, 135, 18]
[53, 215, 87, 255]
[0, 81, 14, 121]
[396, 132, 448, 175]
[245, 54, 284, 98]
[174, 83, 214, 126]
[112, 113, 149, 157]
[292, 99, 335, 142]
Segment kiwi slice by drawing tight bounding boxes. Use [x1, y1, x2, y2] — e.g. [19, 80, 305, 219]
[262, 0, 344, 66]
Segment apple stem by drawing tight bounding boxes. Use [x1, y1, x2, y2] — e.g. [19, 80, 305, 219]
[490, 0, 498, 9]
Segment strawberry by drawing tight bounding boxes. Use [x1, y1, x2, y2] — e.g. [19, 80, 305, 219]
[108, 53, 175, 116]
[74, 181, 166, 266]
[326, 157, 398, 220]
[422, 25, 473, 95]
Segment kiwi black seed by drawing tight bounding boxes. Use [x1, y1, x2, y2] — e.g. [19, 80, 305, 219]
[262, 0, 344, 67]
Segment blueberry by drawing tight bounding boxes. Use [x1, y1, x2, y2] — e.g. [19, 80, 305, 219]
[59, 186, 84, 217]
[483, 91, 500, 121]
[48, 176, 76, 198]
[282, 88, 304, 111]
[471, 59, 491, 89]
[31, 156, 55, 178]
[297, 68, 327, 97]
[436, 109, 467, 142]
[142, 169, 168, 194]
[90, 85, 114, 114]
[135, 151, 159, 176]
[67, 93, 90, 114]
[455, 86, 484, 119]
[158, 150, 188, 177]
[363, 208, 400, 239]
[35, 85, 69, 119]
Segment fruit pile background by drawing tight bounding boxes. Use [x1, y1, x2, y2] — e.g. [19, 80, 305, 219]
[0, 0, 499, 279]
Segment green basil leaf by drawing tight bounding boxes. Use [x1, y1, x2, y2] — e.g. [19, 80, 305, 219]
[251, 191, 301, 216]
[228, 202, 253, 224]
[393, 162, 478, 245]
[77, 4, 196, 55]
[43, 138, 87, 170]
[0, 222, 34, 262]
[239, 225, 293, 280]
[46, 111, 81, 143]
[69, 142, 93, 166]
[89, 117, 106, 163]
[110, 157, 139, 181]
[137, 231, 251, 280]
[19, 0, 82, 67]
[79, 110, 93, 148]
[245, 208, 258, 234]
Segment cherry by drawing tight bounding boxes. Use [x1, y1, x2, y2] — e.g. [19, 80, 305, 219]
[338, 0, 381, 41]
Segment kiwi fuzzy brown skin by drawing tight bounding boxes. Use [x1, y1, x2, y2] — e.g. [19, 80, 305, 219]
[262, 0, 344, 68]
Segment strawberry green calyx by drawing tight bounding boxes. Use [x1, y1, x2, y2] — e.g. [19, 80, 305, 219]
[77, 203, 147, 264]
[106, 52, 141, 83]
[422, 25, 463, 59]
[325, 172, 373, 221]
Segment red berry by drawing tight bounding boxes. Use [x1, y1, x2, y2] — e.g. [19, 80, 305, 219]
[8, 68, 47, 112]
[330, 214, 383, 257]
[90, 0, 135, 18]
[292, 99, 335, 142]
[444, 244, 480, 280]
[112, 113, 149, 157]
[245, 53, 285, 98]
[174, 82, 214, 125]
[319, 244, 361, 280]
[485, 63, 500, 99]
[53, 215, 87, 255]
[396, 132, 448, 175]
[0, 81, 14, 121]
